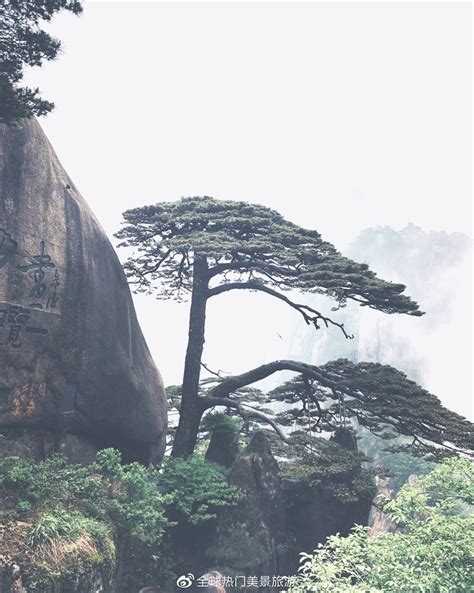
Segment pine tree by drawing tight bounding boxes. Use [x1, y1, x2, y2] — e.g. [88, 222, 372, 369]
[0, 0, 82, 125]
[116, 196, 473, 459]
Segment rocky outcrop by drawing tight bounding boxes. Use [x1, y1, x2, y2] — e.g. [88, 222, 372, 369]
[0, 119, 167, 464]
[282, 476, 372, 558]
[205, 432, 290, 588]
[205, 420, 239, 468]
[205, 430, 373, 583]
[283, 428, 373, 560]
[368, 474, 396, 536]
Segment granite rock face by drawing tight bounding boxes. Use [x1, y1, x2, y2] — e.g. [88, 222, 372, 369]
[282, 477, 372, 559]
[208, 432, 291, 586]
[206, 430, 373, 583]
[0, 119, 167, 464]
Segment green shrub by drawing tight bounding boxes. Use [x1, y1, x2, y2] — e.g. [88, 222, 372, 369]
[206, 523, 269, 572]
[0, 449, 168, 552]
[0, 449, 243, 530]
[92, 449, 167, 546]
[26, 511, 116, 593]
[288, 458, 474, 593]
[0, 453, 102, 512]
[202, 411, 241, 434]
[160, 456, 243, 524]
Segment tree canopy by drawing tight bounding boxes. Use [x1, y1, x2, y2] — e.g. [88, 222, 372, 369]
[118, 197, 422, 319]
[0, 0, 82, 125]
[267, 360, 474, 459]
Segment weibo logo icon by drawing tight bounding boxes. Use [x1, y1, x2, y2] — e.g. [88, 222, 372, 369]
[176, 573, 195, 589]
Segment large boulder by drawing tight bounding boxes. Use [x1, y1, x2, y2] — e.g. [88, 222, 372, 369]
[0, 119, 167, 464]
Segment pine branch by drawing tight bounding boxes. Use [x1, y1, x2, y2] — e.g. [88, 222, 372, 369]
[208, 281, 354, 338]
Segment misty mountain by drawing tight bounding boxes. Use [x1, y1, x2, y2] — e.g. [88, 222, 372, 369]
[286, 224, 471, 419]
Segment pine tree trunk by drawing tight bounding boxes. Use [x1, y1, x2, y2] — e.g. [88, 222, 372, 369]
[171, 400, 205, 458]
[171, 257, 209, 457]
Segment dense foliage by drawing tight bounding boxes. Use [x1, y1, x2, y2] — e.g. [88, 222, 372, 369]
[0, 448, 167, 548]
[117, 196, 421, 316]
[205, 522, 270, 575]
[160, 455, 243, 524]
[0, 0, 82, 125]
[0, 449, 241, 590]
[268, 362, 474, 460]
[289, 458, 474, 593]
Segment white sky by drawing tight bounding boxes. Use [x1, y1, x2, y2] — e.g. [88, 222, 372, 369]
[25, 2, 472, 417]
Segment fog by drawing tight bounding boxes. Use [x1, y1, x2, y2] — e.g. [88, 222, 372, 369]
[24, 2, 472, 418]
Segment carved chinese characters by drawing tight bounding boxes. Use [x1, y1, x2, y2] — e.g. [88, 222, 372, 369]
[0, 304, 48, 348]
[0, 230, 62, 350]
[17, 239, 59, 309]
